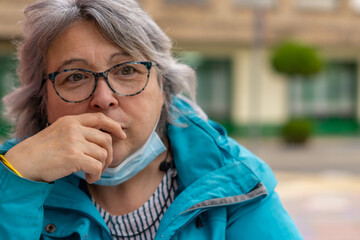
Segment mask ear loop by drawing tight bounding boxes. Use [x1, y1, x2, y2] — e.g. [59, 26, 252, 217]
[158, 137, 176, 177]
[158, 150, 170, 172]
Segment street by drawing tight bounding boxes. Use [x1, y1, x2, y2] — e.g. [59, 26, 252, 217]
[238, 137, 360, 240]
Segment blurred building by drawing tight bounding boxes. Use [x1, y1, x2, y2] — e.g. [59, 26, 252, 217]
[0, 0, 360, 137]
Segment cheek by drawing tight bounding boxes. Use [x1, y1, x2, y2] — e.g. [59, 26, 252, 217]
[46, 98, 68, 123]
[122, 77, 163, 116]
[46, 84, 60, 122]
[133, 88, 163, 120]
[46, 84, 87, 123]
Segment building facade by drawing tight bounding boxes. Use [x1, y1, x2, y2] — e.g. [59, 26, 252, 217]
[0, 0, 360, 137]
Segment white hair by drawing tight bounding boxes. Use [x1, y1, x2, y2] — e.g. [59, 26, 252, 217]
[3, 0, 196, 139]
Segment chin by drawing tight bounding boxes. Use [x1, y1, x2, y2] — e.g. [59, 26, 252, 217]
[108, 153, 126, 167]
[108, 161, 122, 168]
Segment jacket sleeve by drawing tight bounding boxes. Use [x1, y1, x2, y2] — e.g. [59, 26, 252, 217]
[0, 161, 54, 239]
[226, 191, 303, 240]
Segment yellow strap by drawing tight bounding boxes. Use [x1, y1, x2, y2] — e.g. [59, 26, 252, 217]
[0, 155, 23, 177]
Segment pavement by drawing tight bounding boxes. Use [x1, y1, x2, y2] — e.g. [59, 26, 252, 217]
[236, 137, 360, 240]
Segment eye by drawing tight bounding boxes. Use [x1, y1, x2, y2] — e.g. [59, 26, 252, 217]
[66, 73, 87, 82]
[119, 66, 135, 76]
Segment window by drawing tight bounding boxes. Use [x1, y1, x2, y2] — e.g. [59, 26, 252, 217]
[294, 0, 339, 11]
[195, 58, 232, 122]
[289, 61, 358, 133]
[177, 52, 232, 122]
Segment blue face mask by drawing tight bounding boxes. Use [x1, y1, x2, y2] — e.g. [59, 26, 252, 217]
[73, 125, 166, 186]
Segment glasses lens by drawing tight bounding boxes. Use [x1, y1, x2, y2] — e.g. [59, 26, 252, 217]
[108, 63, 149, 96]
[54, 70, 95, 102]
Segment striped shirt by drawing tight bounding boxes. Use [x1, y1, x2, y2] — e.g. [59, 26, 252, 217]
[93, 168, 178, 240]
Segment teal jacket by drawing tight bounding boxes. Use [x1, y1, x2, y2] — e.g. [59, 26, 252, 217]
[0, 97, 302, 239]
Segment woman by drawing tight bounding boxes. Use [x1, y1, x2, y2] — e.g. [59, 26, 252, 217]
[0, 0, 302, 239]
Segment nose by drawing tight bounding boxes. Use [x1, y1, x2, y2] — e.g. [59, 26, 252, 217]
[90, 78, 118, 110]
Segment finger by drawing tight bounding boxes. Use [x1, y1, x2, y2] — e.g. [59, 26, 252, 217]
[82, 127, 113, 170]
[82, 141, 108, 168]
[76, 113, 127, 140]
[77, 154, 103, 183]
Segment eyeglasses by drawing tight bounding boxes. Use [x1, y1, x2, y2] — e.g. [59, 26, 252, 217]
[44, 61, 157, 103]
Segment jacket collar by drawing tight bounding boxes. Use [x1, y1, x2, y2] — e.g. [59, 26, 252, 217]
[168, 96, 276, 192]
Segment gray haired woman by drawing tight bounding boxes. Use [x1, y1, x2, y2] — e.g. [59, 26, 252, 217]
[0, 0, 302, 239]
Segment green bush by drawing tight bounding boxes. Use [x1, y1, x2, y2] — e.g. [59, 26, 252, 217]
[281, 119, 313, 144]
[271, 41, 323, 76]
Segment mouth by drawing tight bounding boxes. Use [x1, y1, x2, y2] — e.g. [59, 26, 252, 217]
[101, 128, 127, 140]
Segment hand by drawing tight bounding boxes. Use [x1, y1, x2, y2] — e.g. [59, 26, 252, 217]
[4, 113, 127, 183]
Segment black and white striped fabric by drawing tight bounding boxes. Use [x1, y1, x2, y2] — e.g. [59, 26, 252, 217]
[93, 168, 178, 240]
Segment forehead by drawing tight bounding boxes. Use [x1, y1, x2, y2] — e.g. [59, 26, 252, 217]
[46, 21, 131, 72]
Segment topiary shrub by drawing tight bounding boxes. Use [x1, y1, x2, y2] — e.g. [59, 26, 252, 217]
[281, 119, 313, 144]
[271, 41, 323, 76]
[271, 41, 322, 144]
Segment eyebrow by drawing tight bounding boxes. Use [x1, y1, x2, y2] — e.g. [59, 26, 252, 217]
[55, 52, 131, 72]
[109, 52, 131, 61]
[56, 59, 88, 72]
